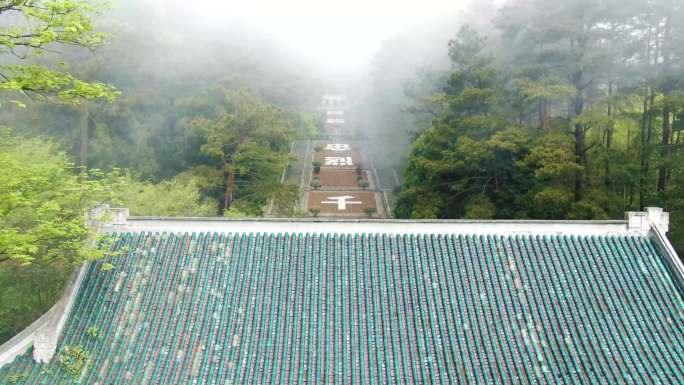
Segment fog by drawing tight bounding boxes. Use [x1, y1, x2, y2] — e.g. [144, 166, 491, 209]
[0, 0, 504, 178]
[3, 0, 684, 377]
[1, 0, 501, 171]
[122, 0, 474, 79]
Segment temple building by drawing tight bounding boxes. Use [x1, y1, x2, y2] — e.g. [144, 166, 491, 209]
[0, 208, 682, 384]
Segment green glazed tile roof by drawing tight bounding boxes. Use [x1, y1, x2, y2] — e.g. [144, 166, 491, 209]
[1, 231, 683, 384]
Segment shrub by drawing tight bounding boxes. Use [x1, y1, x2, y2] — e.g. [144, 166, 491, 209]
[309, 207, 321, 217]
[313, 145, 323, 152]
[118, 173, 217, 217]
[310, 179, 321, 190]
[355, 164, 363, 175]
[358, 179, 370, 189]
[364, 207, 377, 218]
[312, 161, 322, 174]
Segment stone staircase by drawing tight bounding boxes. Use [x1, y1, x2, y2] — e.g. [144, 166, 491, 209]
[300, 96, 391, 218]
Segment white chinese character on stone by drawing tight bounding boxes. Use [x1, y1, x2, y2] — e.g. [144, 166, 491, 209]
[321, 196, 362, 210]
[325, 143, 351, 151]
[324, 156, 353, 166]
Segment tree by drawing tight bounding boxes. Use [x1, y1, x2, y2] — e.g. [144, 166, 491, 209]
[0, 1, 122, 342]
[396, 27, 519, 219]
[190, 90, 296, 214]
[497, 0, 619, 201]
[1, 1, 120, 172]
[0, 0, 118, 104]
[652, 0, 684, 193]
[510, 75, 574, 132]
[521, 132, 588, 218]
[395, 2, 684, 252]
[269, 183, 300, 217]
[0, 130, 122, 342]
[0, 130, 120, 266]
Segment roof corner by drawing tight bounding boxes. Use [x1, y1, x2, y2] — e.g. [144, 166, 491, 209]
[626, 207, 670, 234]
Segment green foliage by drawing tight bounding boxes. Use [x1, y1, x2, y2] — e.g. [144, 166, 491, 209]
[7, 372, 28, 384]
[464, 196, 496, 219]
[396, 1, 684, 253]
[309, 207, 321, 217]
[0, 131, 122, 343]
[395, 188, 443, 219]
[118, 174, 217, 217]
[522, 133, 582, 180]
[530, 188, 573, 219]
[0, 1, 119, 104]
[358, 179, 370, 189]
[398, 122, 531, 219]
[0, 131, 121, 266]
[513, 78, 575, 104]
[99, 262, 115, 272]
[58, 345, 91, 381]
[0, 259, 71, 343]
[0, 1, 108, 51]
[270, 184, 300, 217]
[568, 199, 611, 220]
[363, 207, 377, 218]
[297, 112, 319, 138]
[86, 326, 100, 340]
[0, 0, 321, 344]
[448, 25, 489, 69]
[189, 90, 297, 214]
[310, 178, 321, 190]
[0, 65, 119, 104]
[222, 205, 253, 218]
[312, 161, 322, 174]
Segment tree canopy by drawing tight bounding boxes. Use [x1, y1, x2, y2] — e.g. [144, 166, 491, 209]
[397, 1, 684, 253]
[0, 0, 118, 104]
[189, 90, 297, 215]
[0, 129, 123, 342]
[0, 130, 120, 266]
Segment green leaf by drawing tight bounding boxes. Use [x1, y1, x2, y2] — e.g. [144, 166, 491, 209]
[100, 263, 115, 272]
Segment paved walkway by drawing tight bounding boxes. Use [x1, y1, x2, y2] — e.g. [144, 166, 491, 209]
[301, 100, 392, 218]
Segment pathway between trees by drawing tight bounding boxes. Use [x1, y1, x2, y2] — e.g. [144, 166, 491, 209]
[300, 94, 391, 218]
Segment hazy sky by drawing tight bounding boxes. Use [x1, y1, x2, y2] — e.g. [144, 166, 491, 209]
[182, 0, 473, 75]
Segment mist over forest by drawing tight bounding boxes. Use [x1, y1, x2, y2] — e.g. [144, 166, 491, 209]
[1, 0, 683, 346]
